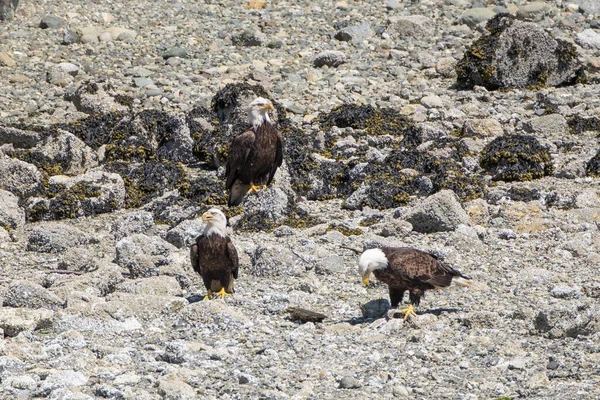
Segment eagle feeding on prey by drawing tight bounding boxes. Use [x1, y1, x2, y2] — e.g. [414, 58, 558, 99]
[226, 97, 283, 207]
[190, 208, 239, 300]
[358, 247, 472, 320]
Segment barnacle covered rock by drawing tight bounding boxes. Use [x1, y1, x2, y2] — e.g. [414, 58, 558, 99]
[456, 14, 584, 89]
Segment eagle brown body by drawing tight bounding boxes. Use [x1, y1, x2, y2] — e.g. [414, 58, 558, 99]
[226, 121, 283, 207]
[190, 234, 239, 295]
[376, 247, 469, 307]
[190, 209, 239, 299]
[359, 246, 471, 319]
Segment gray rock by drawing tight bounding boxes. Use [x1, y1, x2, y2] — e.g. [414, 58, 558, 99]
[68, 81, 129, 115]
[360, 298, 390, 318]
[0, 308, 54, 337]
[0, 189, 25, 229]
[115, 234, 177, 278]
[165, 218, 205, 248]
[334, 21, 375, 43]
[49, 388, 94, 400]
[339, 376, 362, 389]
[40, 15, 66, 29]
[235, 187, 290, 230]
[61, 29, 80, 45]
[4, 375, 37, 391]
[386, 15, 433, 39]
[155, 113, 195, 163]
[248, 244, 311, 277]
[516, 2, 553, 21]
[57, 247, 100, 272]
[404, 190, 471, 233]
[133, 77, 154, 87]
[534, 307, 600, 338]
[39, 370, 88, 395]
[313, 51, 346, 68]
[27, 223, 97, 253]
[0, 355, 25, 373]
[0, 0, 17, 21]
[0, 125, 40, 148]
[231, 30, 266, 47]
[317, 254, 347, 275]
[0, 226, 10, 241]
[457, 15, 584, 89]
[522, 114, 568, 135]
[40, 170, 125, 219]
[94, 385, 125, 400]
[576, 29, 600, 50]
[577, 0, 600, 14]
[162, 46, 188, 59]
[385, 0, 401, 10]
[24, 131, 99, 176]
[3, 281, 66, 310]
[462, 118, 504, 138]
[459, 7, 498, 28]
[111, 211, 155, 241]
[550, 285, 582, 299]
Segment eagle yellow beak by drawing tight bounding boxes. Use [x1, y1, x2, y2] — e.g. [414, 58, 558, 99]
[261, 103, 274, 111]
[362, 276, 370, 286]
[201, 212, 212, 222]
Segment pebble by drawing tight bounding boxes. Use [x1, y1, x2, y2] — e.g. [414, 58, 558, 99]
[40, 15, 66, 29]
[0, 51, 16, 67]
[339, 376, 362, 389]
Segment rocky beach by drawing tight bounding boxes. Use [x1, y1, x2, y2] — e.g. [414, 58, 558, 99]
[1, 0, 600, 399]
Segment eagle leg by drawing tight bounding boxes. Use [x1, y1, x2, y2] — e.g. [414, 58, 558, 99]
[215, 287, 232, 299]
[202, 290, 213, 301]
[247, 184, 263, 194]
[399, 304, 417, 320]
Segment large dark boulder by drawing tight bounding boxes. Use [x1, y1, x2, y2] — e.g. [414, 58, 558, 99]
[456, 14, 584, 89]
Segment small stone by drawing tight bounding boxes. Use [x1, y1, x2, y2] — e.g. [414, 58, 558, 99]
[134, 77, 154, 87]
[460, 7, 497, 27]
[385, 0, 401, 10]
[516, 2, 552, 21]
[576, 29, 600, 50]
[40, 15, 66, 29]
[61, 29, 80, 45]
[420, 95, 444, 108]
[163, 46, 188, 59]
[334, 21, 375, 43]
[339, 376, 362, 389]
[243, 0, 266, 9]
[508, 358, 526, 370]
[313, 51, 346, 68]
[0, 51, 16, 67]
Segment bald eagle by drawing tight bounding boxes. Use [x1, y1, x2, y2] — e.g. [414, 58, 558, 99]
[358, 247, 472, 320]
[190, 208, 239, 300]
[226, 97, 283, 207]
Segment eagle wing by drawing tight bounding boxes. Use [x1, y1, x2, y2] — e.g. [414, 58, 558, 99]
[190, 237, 202, 275]
[266, 130, 283, 186]
[226, 130, 256, 190]
[226, 238, 239, 279]
[384, 247, 459, 288]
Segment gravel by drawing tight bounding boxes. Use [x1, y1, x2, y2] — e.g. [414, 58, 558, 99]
[1, 0, 600, 399]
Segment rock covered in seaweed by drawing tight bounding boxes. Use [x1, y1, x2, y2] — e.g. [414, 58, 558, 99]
[456, 14, 584, 89]
[479, 135, 553, 181]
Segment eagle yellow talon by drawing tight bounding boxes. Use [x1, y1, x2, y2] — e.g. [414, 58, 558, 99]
[215, 287, 231, 299]
[247, 184, 263, 194]
[400, 304, 417, 320]
[203, 290, 213, 301]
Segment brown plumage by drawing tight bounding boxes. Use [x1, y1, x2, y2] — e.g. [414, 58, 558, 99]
[358, 247, 472, 319]
[190, 209, 239, 299]
[226, 97, 283, 207]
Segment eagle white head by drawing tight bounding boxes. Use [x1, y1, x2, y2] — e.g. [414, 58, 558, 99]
[201, 208, 228, 237]
[358, 248, 388, 286]
[247, 97, 274, 129]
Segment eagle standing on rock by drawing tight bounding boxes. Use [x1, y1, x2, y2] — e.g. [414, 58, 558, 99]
[358, 247, 472, 320]
[226, 97, 283, 207]
[190, 208, 239, 300]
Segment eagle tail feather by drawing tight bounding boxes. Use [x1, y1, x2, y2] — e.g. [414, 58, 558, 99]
[452, 276, 472, 288]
